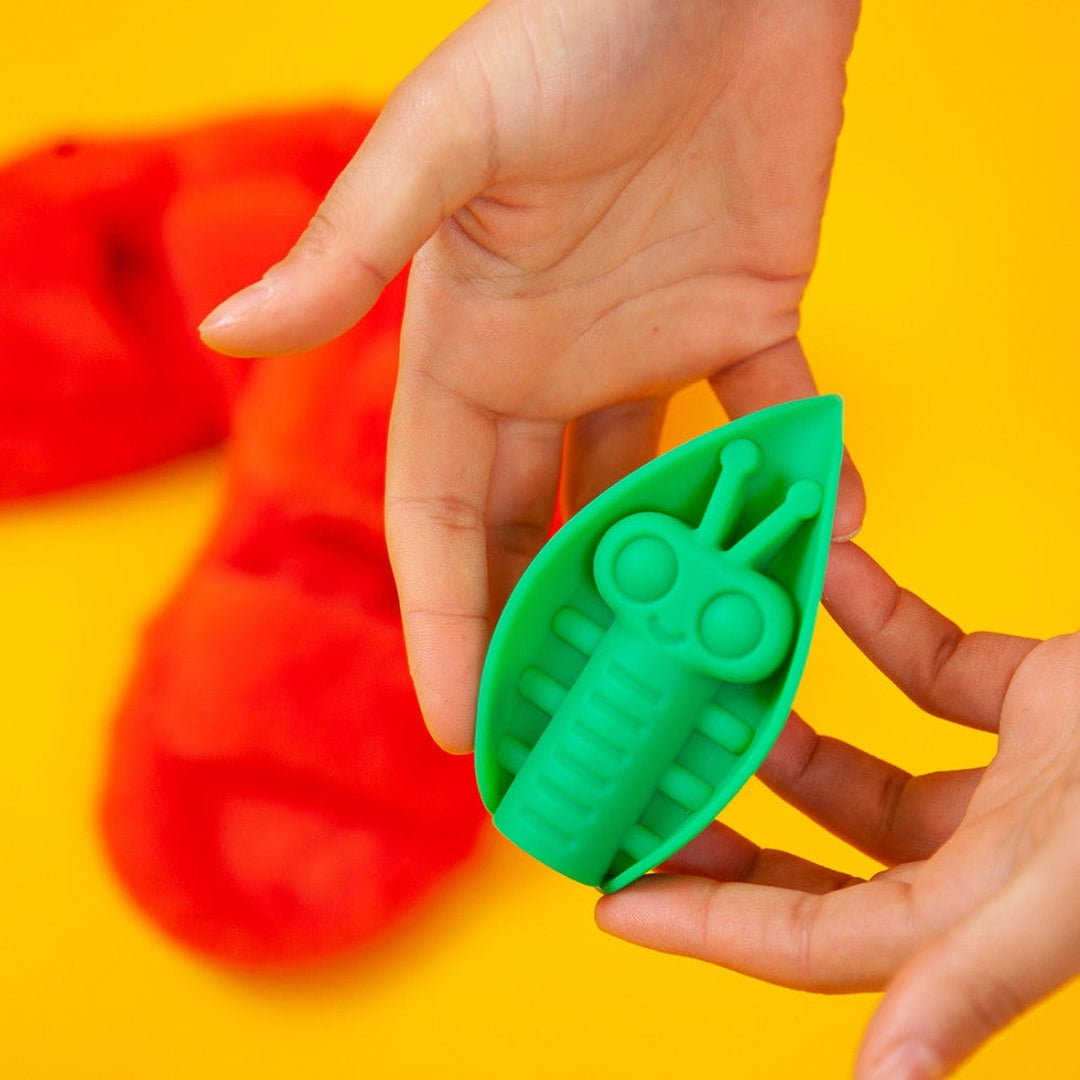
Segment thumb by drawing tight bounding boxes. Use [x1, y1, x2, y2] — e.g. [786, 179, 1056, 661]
[199, 53, 491, 357]
[854, 844, 1080, 1080]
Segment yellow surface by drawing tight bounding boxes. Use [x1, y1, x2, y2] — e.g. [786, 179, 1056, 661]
[2, 2, 1079, 1077]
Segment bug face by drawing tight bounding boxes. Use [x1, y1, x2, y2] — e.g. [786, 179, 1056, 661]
[591, 434, 827, 686]
[593, 511, 794, 683]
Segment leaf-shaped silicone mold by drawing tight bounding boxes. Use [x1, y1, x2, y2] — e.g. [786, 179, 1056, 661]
[475, 396, 844, 892]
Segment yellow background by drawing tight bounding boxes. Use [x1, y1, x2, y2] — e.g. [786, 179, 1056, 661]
[2, 2, 1079, 1077]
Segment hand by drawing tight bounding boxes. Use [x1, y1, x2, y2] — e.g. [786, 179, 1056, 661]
[199, 0, 864, 751]
[595, 540, 1080, 1079]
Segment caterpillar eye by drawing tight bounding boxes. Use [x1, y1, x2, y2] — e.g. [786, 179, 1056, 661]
[699, 591, 764, 659]
[612, 536, 678, 603]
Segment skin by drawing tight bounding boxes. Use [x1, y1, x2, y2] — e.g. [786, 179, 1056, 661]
[196, 1, 1080, 1073]
[199, 0, 865, 754]
[597, 541, 1080, 1079]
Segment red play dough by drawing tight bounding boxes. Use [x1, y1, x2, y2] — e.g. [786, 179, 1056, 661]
[0, 106, 373, 497]
[101, 274, 486, 966]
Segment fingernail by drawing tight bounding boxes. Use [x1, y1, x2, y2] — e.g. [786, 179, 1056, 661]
[832, 525, 862, 543]
[199, 275, 276, 335]
[867, 1042, 944, 1080]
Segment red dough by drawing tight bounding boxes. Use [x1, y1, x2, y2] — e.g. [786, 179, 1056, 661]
[0, 106, 373, 497]
[101, 274, 486, 966]
[3, 106, 484, 965]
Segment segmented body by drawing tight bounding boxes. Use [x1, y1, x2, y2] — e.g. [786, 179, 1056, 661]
[494, 621, 754, 886]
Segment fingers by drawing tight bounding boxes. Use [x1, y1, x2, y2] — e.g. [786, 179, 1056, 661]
[660, 820, 864, 895]
[824, 541, 1040, 731]
[486, 416, 566, 618]
[759, 713, 982, 866]
[560, 398, 667, 518]
[596, 871, 919, 993]
[708, 335, 818, 420]
[855, 836, 1080, 1080]
[386, 365, 566, 752]
[384, 365, 497, 754]
[200, 53, 491, 357]
[708, 336, 866, 540]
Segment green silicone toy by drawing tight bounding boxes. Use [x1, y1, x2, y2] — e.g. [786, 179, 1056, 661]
[475, 395, 844, 892]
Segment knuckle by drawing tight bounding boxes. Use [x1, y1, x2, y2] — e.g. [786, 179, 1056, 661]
[294, 185, 395, 287]
[297, 205, 344, 261]
[789, 891, 825, 988]
[958, 966, 1028, 1036]
[698, 880, 730, 959]
[488, 520, 549, 563]
[388, 492, 485, 536]
[876, 768, 912, 851]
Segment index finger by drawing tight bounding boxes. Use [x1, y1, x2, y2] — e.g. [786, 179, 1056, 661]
[824, 541, 1040, 731]
[385, 364, 497, 754]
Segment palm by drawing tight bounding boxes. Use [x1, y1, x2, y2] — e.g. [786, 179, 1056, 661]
[407, 0, 855, 419]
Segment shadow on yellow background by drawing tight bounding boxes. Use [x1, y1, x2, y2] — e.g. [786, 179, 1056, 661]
[2, 2, 1078, 1077]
